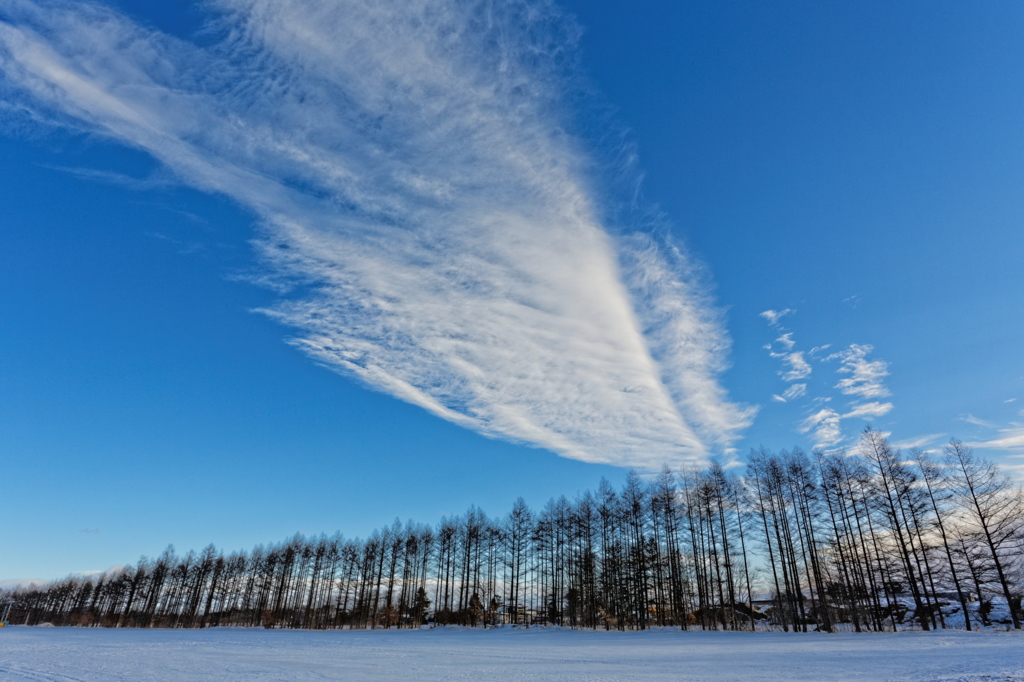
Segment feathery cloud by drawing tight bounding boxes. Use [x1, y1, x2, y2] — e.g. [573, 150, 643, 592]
[800, 408, 842, 449]
[892, 433, 946, 450]
[967, 427, 1024, 451]
[842, 401, 893, 420]
[772, 383, 807, 403]
[775, 332, 795, 350]
[830, 344, 890, 400]
[959, 413, 997, 428]
[778, 351, 811, 382]
[0, 0, 751, 469]
[760, 309, 895, 449]
[760, 308, 793, 327]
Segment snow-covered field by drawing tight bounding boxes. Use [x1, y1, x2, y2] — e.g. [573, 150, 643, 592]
[0, 626, 1021, 681]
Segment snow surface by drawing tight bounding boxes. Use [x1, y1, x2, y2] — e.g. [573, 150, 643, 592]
[0, 626, 1022, 681]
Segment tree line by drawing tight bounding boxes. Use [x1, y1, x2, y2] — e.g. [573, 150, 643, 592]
[3, 430, 1022, 632]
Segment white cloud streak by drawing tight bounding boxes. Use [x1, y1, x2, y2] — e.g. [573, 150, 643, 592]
[760, 309, 895, 448]
[842, 401, 893, 419]
[778, 351, 811, 382]
[968, 427, 1024, 451]
[959, 413, 997, 428]
[892, 433, 946, 450]
[830, 344, 890, 400]
[799, 408, 842, 449]
[772, 383, 806, 403]
[759, 308, 793, 327]
[0, 0, 751, 469]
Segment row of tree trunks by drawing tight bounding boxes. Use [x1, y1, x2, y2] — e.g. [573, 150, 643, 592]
[5, 432, 1021, 631]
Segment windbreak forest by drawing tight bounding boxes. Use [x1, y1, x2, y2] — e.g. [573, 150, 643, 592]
[4, 430, 1022, 632]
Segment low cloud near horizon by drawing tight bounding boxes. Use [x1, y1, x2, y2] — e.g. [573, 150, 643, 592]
[0, 0, 753, 469]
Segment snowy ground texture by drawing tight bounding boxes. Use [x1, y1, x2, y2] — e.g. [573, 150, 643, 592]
[1, 626, 1022, 681]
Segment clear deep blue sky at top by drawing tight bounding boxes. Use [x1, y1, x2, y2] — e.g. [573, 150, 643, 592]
[1, 0, 1022, 581]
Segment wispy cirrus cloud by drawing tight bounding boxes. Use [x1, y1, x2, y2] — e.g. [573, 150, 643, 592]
[892, 433, 946, 450]
[760, 310, 893, 449]
[772, 382, 806, 403]
[800, 407, 842, 449]
[842, 401, 893, 420]
[761, 309, 812, 386]
[0, 0, 752, 469]
[961, 412, 1024, 480]
[778, 351, 811, 382]
[968, 427, 1024, 451]
[40, 164, 173, 191]
[830, 344, 890, 400]
[959, 413, 997, 429]
[760, 308, 794, 327]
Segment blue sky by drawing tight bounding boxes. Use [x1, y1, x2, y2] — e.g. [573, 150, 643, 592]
[2, 0, 1022, 583]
